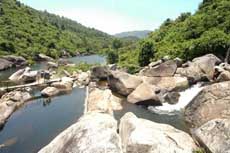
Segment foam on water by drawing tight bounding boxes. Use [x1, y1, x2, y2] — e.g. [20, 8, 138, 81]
[149, 84, 203, 114]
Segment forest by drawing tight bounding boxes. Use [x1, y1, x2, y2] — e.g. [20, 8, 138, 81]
[0, 0, 112, 60]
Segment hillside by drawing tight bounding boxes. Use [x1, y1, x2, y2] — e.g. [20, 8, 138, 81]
[0, 0, 112, 59]
[114, 30, 151, 39]
[146, 0, 230, 60]
[118, 0, 230, 70]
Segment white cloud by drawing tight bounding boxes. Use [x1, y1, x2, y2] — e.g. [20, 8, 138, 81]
[52, 8, 159, 34]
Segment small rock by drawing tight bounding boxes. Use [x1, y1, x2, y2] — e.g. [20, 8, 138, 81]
[217, 70, 230, 82]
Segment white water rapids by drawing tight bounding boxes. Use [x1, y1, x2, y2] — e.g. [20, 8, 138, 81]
[149, 84, 203, 114]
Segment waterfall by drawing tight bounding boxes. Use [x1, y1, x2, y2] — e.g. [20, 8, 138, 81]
[149, 84, 203, 114]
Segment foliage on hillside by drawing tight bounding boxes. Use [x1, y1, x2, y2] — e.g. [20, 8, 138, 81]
[0, 0, 112, 59]
[118, 0, 230, 68]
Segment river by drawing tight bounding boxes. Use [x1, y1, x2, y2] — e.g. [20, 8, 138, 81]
[0, 55, 191, 153]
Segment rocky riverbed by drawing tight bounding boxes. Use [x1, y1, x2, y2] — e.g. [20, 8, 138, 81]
[1, 54, 230, 152]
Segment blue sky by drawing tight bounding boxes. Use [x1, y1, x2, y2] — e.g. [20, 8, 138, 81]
[19, 0, 203, 34]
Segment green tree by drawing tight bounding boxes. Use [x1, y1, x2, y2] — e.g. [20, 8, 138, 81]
[138, 41, 154, 67]
[112, 39, 122, 50]
[107, 50, 118, 64]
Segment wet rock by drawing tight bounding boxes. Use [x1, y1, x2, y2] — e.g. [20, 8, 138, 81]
[194, 118, 230, 153]
[108, 71, 143, 96]
[41, 87, 60, 97]
[86, 88, 123, 114]
[185, 81, 230, 128]
[3, 55, 27, 67]
[177, 54, 221, 83]
[140, 60, 177, 77]
[142, 76, 189, 91]
[119, 112, 197, 153]
[127, 83, 161, 106]
[38, 112, 122, 153]
[36, 54, 54, 61]
[163, 92, 180, 105]
[91, 66, 109, 80]
[0, 58, 13, 71]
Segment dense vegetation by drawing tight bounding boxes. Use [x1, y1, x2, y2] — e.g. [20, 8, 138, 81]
[118, 0, 230, 70]
[0, 0, 112, 59]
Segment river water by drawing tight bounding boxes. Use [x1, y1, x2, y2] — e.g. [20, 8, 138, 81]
[0, 55, 194, 153]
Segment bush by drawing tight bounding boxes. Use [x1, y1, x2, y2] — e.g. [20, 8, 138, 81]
[107, 50, 119, 64]
[138, 40, 155, 67]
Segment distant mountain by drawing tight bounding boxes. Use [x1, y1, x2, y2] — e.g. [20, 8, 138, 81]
[114, 30, 152, 39]
[0, 0, 112, 59]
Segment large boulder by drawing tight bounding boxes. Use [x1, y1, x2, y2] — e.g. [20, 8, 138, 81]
[194, 118, 230, 153]
[91, 66, 109, 80]
[142, 76, 189, 91]
[9, 67, 38, 82]
[108, 71, 143, 96]
[86, 88, 122, 114]
[119, 112, 197, 153]
[185, 81, 230, 128]
[140, 60, 177, 77]
[41, 87, 60, 97]
[51, 77, 73, 91]
[0, 58, 13, 71]
[127, 83, 161, 106]
[176, 54, 221, 83]
[3, 55, 27, 67]
[38, 112, 123, 153]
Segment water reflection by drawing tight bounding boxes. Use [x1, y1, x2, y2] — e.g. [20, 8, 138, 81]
[0, 88, 86, 153]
